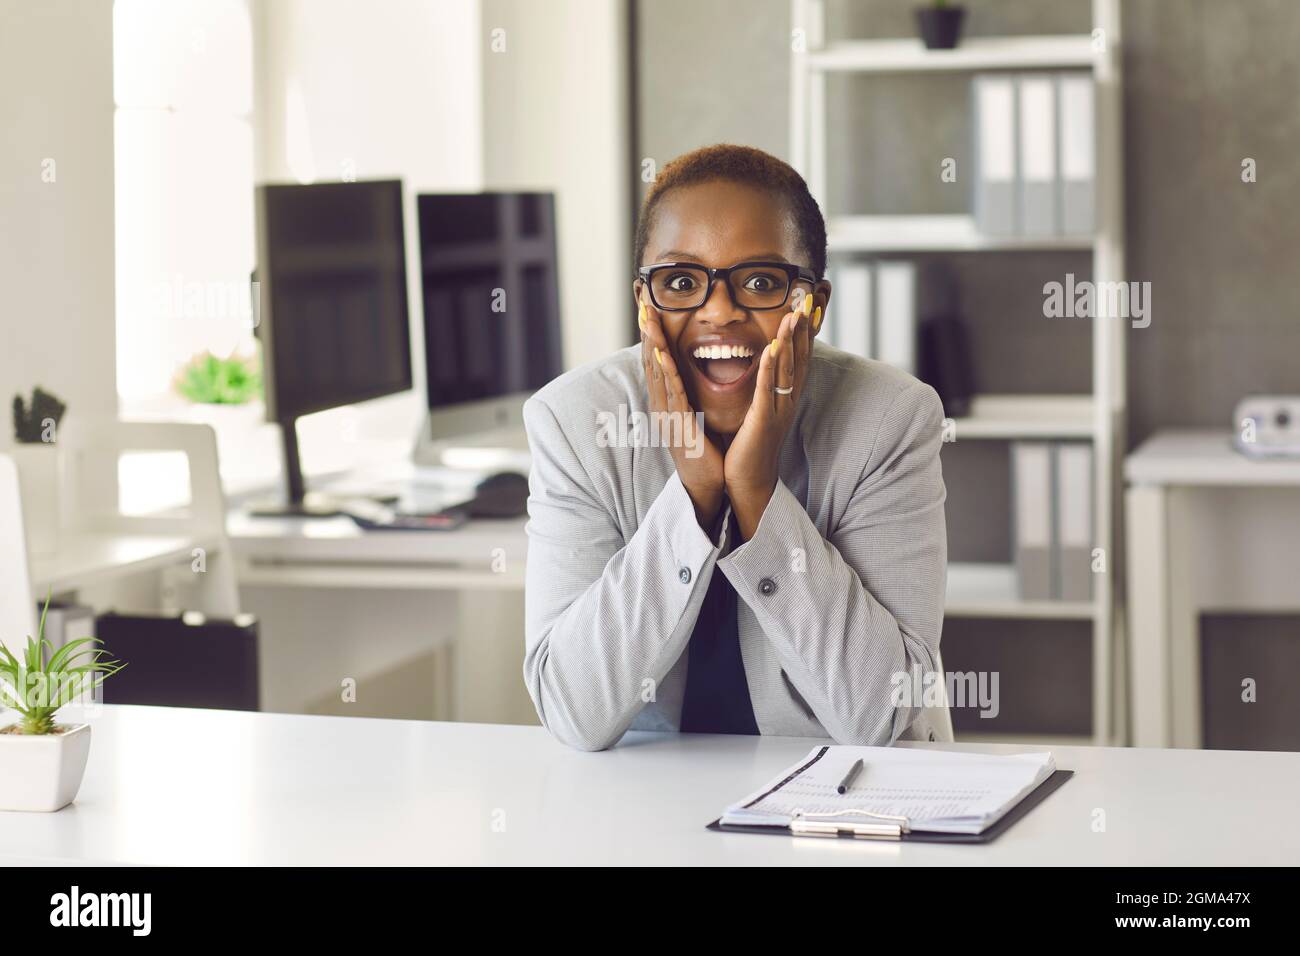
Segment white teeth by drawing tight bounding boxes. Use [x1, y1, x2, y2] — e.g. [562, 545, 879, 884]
[692, 344, 754, 359]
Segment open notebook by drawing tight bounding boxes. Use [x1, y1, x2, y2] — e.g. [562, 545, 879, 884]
[718, 745, 1059, 838]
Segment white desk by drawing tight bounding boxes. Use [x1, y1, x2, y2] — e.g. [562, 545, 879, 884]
[226, 511, 532, 723]
[3, 704, 1297, 866]
[1126, 429, 1300, 748]
[227, 512, 528, 591]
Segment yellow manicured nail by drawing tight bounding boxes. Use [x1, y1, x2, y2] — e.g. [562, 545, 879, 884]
[769, 339, 781, 359]
[803, 294, 814, 316]
[654, 346, 663, 366]
[638, 302, 646, 330]
[813, 306, 822, 330]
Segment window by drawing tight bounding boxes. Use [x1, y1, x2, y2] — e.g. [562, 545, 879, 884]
[113, 0, 256, 411]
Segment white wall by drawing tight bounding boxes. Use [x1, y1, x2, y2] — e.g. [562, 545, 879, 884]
[0, 0, 117, 448]
[481, 0, 631, 370]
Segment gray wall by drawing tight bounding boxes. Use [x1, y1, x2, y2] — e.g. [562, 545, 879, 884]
[634, 0, 1300, 445]
[0, 0, 116, 441]
[1123, 0, 1300, 441]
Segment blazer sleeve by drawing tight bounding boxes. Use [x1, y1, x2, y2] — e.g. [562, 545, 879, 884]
[521, 396, 722, 751]
[717, 380, 947, 745]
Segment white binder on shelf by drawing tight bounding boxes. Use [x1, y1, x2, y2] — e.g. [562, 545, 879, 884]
[973, 73, 1018, 236]
[829, 260, 873, 360]
[1011, 441, 1055, 601]
[1017, 73, 1058, 237]
[1057, 72, 1095, 236]
[1056, 442, 1094, 602]
[38, 601, 97, 655]
[874, 260, 916, 375]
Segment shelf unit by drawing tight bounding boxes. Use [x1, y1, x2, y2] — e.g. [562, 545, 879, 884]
[806, 34, 1099, 73]
[790, 0, 1126, 745]
[827, 214, 1092, 252]
[948, 393, 1095, 440]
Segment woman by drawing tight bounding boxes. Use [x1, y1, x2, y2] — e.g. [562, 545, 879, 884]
[523, 144, 947, 751]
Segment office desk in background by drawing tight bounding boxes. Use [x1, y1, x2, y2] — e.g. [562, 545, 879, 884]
[2, 705, 1297, 866]
[1126, 430, 1300, 749]
[226, 511, 533, 724]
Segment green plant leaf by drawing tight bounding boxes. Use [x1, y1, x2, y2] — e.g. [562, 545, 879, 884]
[174, 351, 262, 405]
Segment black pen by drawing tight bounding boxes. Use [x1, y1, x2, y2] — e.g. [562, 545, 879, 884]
[836, 758, 864, 795]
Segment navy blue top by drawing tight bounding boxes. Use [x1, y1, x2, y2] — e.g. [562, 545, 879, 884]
[680, 513, 759, 735]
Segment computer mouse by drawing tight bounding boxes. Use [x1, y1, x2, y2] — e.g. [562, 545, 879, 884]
[469, 471, 530, 518]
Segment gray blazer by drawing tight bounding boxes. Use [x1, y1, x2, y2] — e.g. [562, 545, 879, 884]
[522, 341, 948, 751]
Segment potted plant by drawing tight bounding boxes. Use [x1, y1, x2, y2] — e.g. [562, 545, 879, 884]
[916, 0, 966, 50]
[10, 386, 67, 557]
[174, 350, 262, 407]
[173, 350, 265, 438]
[0, 600, 125, 812]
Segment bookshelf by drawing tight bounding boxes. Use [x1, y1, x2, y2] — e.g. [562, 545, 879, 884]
[790, 0, 1126, 746]
[827, 214, 1093, 252]
[806, 34, 1099, 73]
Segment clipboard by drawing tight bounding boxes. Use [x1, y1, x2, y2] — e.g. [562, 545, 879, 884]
[706, 753, 1073, 844]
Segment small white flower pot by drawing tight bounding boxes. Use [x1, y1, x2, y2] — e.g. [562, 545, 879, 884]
[8, 442, 62, 557]
[0, 723, 91, 812]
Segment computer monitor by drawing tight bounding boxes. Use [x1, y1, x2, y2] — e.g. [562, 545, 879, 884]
[254, 179, 412, 514]
[412, 192, 562, 469]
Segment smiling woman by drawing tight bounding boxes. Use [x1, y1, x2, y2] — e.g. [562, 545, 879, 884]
[522, 143, 949, 751]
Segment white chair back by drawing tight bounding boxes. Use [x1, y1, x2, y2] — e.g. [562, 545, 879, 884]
[0, 454, 36, 652]
[927, 648, 956, 742]
[59, 419, 228, 539]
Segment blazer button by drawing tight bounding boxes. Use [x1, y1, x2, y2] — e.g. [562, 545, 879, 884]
[679, 567, 691, 584]
[759, 577, 777, 596]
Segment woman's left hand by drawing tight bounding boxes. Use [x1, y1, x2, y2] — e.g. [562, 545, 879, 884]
[724, 295, 815, 540]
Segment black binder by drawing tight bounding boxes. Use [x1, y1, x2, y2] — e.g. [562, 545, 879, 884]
[95, 612, 260, 712]
[707, 747, 1073, 844]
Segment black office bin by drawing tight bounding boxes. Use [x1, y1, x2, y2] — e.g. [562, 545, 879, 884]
[95, 612, 260, 712]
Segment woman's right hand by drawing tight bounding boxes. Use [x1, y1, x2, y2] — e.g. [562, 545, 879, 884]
[639, 293, 725, 532]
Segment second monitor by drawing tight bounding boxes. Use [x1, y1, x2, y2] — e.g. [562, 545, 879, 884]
[414, 192, 562, 468]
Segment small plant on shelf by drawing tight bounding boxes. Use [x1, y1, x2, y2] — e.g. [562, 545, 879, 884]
[916, 0, 966, 50]
[174, 351, 262, 405]
[12, 386, 67, 444]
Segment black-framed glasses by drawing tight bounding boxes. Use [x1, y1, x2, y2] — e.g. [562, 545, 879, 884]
[636, 261, 817, 312]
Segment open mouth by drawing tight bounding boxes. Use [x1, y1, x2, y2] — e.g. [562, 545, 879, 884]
[690, 343, 758, 387]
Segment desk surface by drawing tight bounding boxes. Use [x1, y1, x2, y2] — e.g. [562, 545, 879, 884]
[227, 511, 528, 560]
[1127, 428, 1300, 486]
[225, 462, 529, 565]
[3, 705, 1297, 866]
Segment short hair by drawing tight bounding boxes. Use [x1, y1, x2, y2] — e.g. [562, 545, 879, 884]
[634, 143, 828, 280]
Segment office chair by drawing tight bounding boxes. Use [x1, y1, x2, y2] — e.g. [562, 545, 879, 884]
[926, 649, 956, 743]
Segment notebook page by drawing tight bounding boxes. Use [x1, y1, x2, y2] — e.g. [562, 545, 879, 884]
[721, 745, 1055, 835]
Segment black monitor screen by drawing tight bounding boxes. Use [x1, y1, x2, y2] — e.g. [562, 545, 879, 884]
[417, 193, 562, 410]
[256, 180, 412, 421]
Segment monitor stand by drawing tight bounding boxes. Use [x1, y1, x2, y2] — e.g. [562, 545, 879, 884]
[411, 417, 531, 475]
[248, 416, 397, 519]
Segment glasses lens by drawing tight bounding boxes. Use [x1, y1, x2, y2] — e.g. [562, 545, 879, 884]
[730, 265, 791, 309]
[650, 266, 709, 309]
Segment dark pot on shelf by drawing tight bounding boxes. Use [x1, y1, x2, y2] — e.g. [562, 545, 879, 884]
[915, 5, 966, 50]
